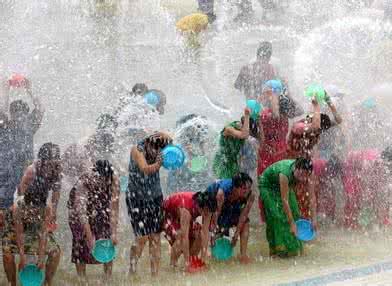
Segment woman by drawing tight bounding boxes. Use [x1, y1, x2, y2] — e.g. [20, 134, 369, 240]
[4, 143, 62, 286]
[68, 160, 119, 280]
[259, 158, 315, 257]
[125, 132, 172, 276]
[163, 191, 217, 270]
[257, 79, 302, 221]
[213, 108, 258, 179]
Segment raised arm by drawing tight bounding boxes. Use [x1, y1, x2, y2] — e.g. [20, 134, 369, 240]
[279, 174, 297, 236]
[131, 146, 161, 175]
[310, 98, 321, 131]
[223, 108, 250, 140]
[325, 95, 343, 125]
[25, 79, 44, 133]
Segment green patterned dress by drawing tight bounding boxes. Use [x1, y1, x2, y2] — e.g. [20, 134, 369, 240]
[213, 121, 245, 179]
[258, 159, 302, 257]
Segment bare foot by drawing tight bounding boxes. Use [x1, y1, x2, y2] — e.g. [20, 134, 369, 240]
[239, 255, 253, 264]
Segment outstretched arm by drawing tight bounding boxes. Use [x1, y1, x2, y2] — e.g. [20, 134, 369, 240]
[280, 174, 297, 236]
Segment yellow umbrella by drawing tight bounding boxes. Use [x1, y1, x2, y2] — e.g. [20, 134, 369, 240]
[176, 13, 209, 34]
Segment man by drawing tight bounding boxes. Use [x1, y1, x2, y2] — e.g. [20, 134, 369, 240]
[207, 172, 255, 263]
[163, 191, 217, 270]
[235, 41, 277, 100]
[7, 78, 45, 184]
[3, 143, 62, 286]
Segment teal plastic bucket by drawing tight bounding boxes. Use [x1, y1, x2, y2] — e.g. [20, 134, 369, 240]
[92, 239, 117, 263]
[211, 237, 233, 261]
[19, 264, 44, 286]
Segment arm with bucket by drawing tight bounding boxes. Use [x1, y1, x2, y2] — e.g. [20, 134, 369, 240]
[200, 209, 212, 263]
[131, 146, 162, 175]
[280, 174, 297, 236]
[37, 206, 52, 269]
[232, 192, 255, 247]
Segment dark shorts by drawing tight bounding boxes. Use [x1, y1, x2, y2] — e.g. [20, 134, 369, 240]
[126, 196, 163, 237]
[163, 216, 201, 246]
[217, 203, 249, 235]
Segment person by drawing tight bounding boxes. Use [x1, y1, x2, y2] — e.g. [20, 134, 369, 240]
[208, 173, 255, 263]
[3, 143, 62, 286]
[257, 79, 303, 222]
[162, 191, 217, 270]
[234, 41, 277, 100]
[125, 132, 172, 276]
[166, 114, 212, 194]
[197, 0, 216, 22]
[213, 108, 258, 179]
[342, 149, 392, 229]
[7, 79, 45, 184]
[259, 158, 315, 257]
[67, 160, 120, 280]
[0, 112, 18, 286]
[287, 93, 342, 159]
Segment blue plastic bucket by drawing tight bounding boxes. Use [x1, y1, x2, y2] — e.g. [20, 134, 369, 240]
[264, 79, 283, 95]
[92, 239, 117, 263]
[211, 237, 233, 261]
[162, 145, 186, 170]
[19, 264, 44, 286]
[144, 91, 160, 107]
[296, 219, 316, 242]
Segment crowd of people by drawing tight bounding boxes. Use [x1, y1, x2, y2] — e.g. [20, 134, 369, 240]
[1, 40, 392, 286]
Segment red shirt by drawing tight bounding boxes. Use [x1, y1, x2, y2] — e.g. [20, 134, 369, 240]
[163, 192, 199, 220]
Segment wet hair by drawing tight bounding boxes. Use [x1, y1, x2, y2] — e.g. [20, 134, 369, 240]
[132, 83, 148, 96]
[10, 100, 29, 115]
[257, 41, 272, 60]
[241, 116, 259, 138]
[232, 172, 253, 188]
[320, 113, 332, 132]
[38, 142, 61, 161]
[193, 191, 217, 213]
[146, 132, 172, 150]
[96, 113, 118, 130]
[294, 158, 313, 172]
[93, 159, 114, 182]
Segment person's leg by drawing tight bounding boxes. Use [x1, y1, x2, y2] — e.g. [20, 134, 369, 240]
[129, 235, 148, 274]
[75, 263, 86, 276]
[170, 238, 182, 267]
[103, 261, 113, 280]
[189, 230, 202, 257]
[149, 233, 161, 277]
[45, 248, 61, 286]
[3, 250, 16, 286]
